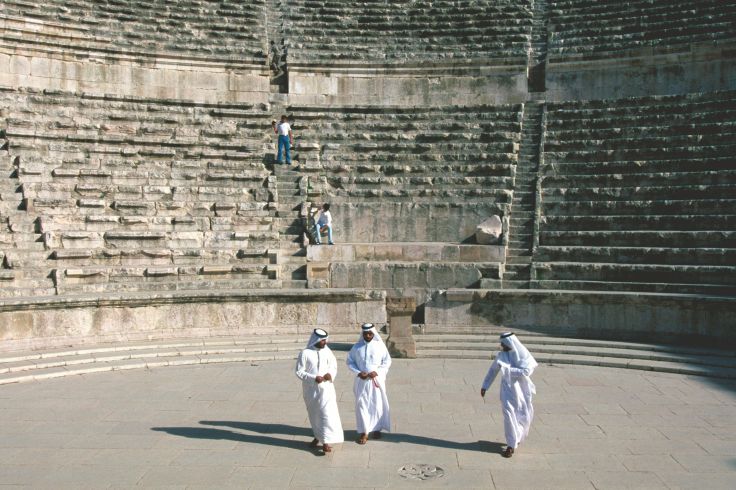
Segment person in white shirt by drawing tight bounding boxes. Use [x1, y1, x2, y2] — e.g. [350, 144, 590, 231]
[272, 115, 293, 164]
[295, 328, 344, 453]
[481, 332, 538, 458]
[346, 323, 392, 445]
[312, 203, 334, 245]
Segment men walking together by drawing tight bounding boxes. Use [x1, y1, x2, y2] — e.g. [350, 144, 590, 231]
[347, 323, 392, 445]
[295, 328, 344, 453]
[481, 332, 538, 458]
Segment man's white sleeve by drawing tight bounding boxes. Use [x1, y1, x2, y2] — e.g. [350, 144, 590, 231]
[482, 359, 501, 390]
[295, 351, 316, 381]
[346, 348, 361, 374]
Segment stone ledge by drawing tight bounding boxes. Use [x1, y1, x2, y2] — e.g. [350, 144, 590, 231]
[307, 242, 504, 263]
[0, 25, 267, 69]
[0, 288, 386, 313]
[288, 58, 527, 73]
[547, 39, 736, 65]
[455, 288, 736, 305]
[427, 288, 736, 348]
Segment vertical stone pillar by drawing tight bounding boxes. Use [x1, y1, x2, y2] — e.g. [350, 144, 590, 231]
[386, 297, 416, 358]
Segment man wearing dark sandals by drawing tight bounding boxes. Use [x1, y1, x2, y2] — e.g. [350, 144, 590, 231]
[480, 332, 538, 458]
[295, 329, 345, 453]
[347, 323, 392, 445]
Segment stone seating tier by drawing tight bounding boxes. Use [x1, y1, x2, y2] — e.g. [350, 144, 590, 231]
[0, 88, 284, 297]
[532, 262, 736, 292]
[544, 214, 736, 232]
[547, 0, 736, 59]
[290, 104, 521, 213]
[541, 157, 736, 176]
[0, 0, 267, 60]
[536, 91, 736, 295]
[535, 246, 736, 267]
[285, 0, 533, 62]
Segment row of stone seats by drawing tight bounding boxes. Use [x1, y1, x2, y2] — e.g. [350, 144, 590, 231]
[291, 104, 520, 210]
[0, 0, 266, 60]
[0, 87, 280, 296]
[290, 105, 521, 244]
[284, 0, 533, 62]
[536, 90, 736, 295]
[548, 0, 736, 59]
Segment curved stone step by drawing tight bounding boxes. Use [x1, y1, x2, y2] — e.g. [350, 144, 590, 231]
[416, 334, 736, 379]
[417, 349, 736, 378]
[0, 334, 358, 385]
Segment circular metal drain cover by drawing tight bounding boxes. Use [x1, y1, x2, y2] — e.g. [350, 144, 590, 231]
[398, 464, 445, 480]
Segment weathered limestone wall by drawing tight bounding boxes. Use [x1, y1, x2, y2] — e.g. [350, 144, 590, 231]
[546, 43, 736, 101]
[327, 202, 506, 244]
[0, 18, 270, 104]
[0, 289, 386, 353]
[426, 289, 736, 347]
[288, 63, 528, 107]
[307, 243, 503, 290]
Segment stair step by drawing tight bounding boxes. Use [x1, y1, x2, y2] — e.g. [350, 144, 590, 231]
[0, 335, 367, 384]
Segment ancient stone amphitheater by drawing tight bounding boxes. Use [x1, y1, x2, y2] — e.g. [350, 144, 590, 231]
[1, 0, 735, 381]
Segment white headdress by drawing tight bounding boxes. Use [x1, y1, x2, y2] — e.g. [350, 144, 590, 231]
[500, 332, 537, 370]
[307, 328, 329, 348]
[359, 323, 383, 343]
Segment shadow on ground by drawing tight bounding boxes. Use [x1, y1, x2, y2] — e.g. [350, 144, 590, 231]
[152, 420, 505, 455]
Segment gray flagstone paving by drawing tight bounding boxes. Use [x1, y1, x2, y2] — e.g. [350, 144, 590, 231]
[0, 359, 735, 489]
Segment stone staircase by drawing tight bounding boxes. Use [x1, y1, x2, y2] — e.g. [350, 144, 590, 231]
[0, 333, 358, 385]
[499, 101, 544, 289]
[416, 327, 736, 379]
[3, 329, 735, 384]
[273, 164, 308, 289]
[267, 0, 289, 94]
[527, 0, 549, 92]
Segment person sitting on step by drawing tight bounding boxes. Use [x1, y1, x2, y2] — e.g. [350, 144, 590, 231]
[312, 203, 334, 245]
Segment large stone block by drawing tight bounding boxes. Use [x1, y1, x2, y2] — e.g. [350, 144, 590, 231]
[475, 215, 503, 245]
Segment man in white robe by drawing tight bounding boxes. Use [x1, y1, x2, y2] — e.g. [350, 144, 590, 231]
[346, 323, 392, 444]
[295, 328, 344, 452]
[480, 332, 538, 458]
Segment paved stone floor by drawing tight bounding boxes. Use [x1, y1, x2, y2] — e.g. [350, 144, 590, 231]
[0, 358, 735, 489]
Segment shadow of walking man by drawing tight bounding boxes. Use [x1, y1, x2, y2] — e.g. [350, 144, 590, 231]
[151, 422, 315, 453]
[152, 420, 506, 456]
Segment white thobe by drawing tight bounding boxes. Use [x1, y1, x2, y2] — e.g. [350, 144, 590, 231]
[482, 351, 536, 448]
[295, 346, 344, 444]
[346, 340, 392, 434]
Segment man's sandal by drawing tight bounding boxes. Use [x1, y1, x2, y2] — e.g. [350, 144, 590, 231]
[502, 447, 514, 458]
[356, 434, 368, 445]
[322, 444, 332, 453]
